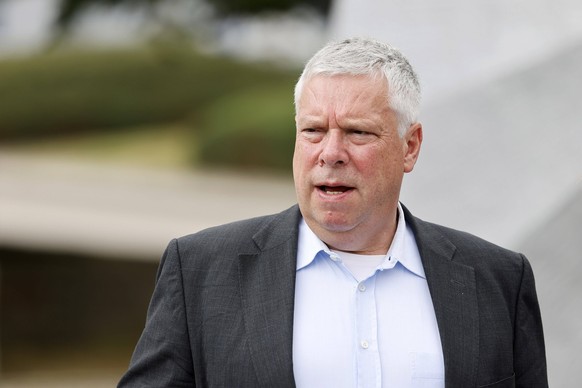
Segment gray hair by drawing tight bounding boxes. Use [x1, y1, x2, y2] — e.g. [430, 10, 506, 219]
[294, 37, 421, 136]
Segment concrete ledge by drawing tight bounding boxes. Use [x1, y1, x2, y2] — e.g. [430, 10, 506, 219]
[0, 152, 296, 261]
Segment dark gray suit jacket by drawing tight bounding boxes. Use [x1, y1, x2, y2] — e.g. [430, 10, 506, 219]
[118, 205, 547, 387]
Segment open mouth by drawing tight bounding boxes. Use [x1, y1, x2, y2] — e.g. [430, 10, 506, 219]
[317, 185, 354, 195]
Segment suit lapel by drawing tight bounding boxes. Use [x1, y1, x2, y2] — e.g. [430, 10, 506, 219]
[238, 204, 479, 387]
[239, 206, 300, 388]
[404, 207, 479, 388]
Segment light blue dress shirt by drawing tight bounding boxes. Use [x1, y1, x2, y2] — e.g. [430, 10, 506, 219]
[293, 203, 444, 388]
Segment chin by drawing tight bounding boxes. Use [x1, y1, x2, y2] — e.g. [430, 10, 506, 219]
[315, 214, 355, 233]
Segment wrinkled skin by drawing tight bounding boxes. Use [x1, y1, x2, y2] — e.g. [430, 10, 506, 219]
[293, 74, 423, 254]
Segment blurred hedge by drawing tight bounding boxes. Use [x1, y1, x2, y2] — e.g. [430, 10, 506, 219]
[195, 84, 296, 171]
[0, 45, 300, 171]
[0, 45, 298, 140]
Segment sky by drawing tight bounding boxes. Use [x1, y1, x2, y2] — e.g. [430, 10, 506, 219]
[0, 0, 59, 55]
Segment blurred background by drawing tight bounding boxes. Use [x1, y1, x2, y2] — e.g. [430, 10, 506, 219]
[0, 0, 580, 386]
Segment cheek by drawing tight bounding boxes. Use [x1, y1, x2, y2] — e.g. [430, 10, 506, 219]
[292, 149, 304, 175]
[357, 150, 403, 187]
[292, 144, 310, 186]
[292, 139, 302, 166]
[293, 141, 317, 167]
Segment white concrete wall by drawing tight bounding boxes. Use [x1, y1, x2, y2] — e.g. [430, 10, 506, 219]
[328, 0, 582, 248]
[328, 0, 582, 102]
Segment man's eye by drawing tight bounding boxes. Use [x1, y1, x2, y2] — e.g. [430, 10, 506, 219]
[300, 128, 324, 142]
[302, 128, 322, 135]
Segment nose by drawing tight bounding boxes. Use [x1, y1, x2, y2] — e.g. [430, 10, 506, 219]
[319, 129, 349, 167]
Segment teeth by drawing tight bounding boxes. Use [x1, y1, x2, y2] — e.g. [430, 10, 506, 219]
[319, 185, 349, 195]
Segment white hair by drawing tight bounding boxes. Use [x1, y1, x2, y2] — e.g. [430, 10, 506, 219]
[294, 37, 421, 136]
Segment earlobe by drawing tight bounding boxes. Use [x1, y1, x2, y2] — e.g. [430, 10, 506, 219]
[403, 123, 423, 173]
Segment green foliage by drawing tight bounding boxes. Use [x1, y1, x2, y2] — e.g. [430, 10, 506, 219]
[55, 0, 161, 28]
[53, 0, 331, 27]
[211, 0, 331, 16]
[195, 84, 296, 172]
[0, 45, 299, 171]
[0, 45, 297, 141]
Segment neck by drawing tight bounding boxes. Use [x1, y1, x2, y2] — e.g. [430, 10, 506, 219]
[307, 209, 399, 255]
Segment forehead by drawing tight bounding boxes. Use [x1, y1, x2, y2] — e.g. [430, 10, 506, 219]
[296, 74, 391, 121]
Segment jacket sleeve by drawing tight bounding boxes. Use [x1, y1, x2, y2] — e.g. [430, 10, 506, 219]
[514, 254, 548, 387]
[118, 239, 195, 387]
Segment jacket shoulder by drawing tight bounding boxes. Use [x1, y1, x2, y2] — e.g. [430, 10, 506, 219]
[178, 213, 272, 248]
[404, 205, 526, 272]
[170, 205, 300, 264]
[429, 222, 520, 259]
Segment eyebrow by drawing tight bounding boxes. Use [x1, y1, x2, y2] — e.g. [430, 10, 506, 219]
[296, 115, 324, 127]
[340, 117, 378, 128]
[297, 115, 381, 131]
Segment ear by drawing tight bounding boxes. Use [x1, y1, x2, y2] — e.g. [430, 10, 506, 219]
[403, 122, 423, 173]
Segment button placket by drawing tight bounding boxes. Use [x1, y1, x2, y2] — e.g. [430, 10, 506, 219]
[355, 277, 381, 387]
[328, 252, 341, 262]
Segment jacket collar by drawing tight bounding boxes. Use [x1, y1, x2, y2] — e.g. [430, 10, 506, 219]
[403, 205, 479, 387]
[239, 204, 479, 388]
[238, 205, 300, 388]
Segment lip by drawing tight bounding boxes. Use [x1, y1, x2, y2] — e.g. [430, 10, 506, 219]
[314, 182, 355, 200]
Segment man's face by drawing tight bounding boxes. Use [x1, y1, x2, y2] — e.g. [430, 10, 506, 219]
[293, 74, 422, 254]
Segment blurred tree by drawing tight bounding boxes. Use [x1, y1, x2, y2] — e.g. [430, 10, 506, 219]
[210, 0, 331, 16]
[54, 0, 332, 28]
[55, 0, 160, 27]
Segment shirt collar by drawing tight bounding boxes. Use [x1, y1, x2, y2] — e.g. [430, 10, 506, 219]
[296, 203, 425, 278]
[385, 203, 426, 278]
[296, 218, 328, 271]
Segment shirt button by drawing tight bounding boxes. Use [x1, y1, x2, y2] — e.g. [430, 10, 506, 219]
[361, 340, 369, 349]
[329, 253, 340, 262]
[358, 283, 366, 292]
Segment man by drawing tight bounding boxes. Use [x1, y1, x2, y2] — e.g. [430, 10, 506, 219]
[119, 38, 547, 387]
